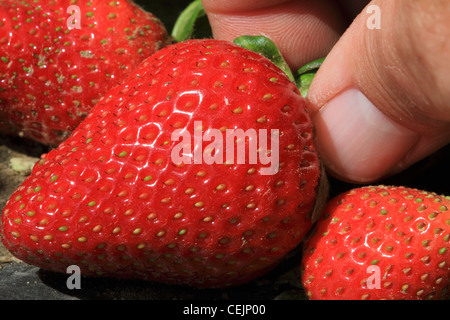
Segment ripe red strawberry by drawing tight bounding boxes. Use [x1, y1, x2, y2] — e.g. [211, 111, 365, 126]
[301, 185, 449, 300]
[1, 39, 323, 287]
[0, 0, 169, 146]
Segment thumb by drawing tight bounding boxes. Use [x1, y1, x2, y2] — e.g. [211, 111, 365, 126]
[307, 0, 450, 183]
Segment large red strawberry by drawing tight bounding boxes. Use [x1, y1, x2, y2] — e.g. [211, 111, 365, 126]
[301, 185, 449, 300]
[0, 0, 169, 146]
[1, 38, 324, 287]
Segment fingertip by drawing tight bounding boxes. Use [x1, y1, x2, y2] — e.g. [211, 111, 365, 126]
[388, 134, 450, 177]
[202, 0, 288, 14]
[204, 0, 347, 69]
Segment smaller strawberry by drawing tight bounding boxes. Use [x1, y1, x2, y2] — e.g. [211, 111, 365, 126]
[301, 185, 449, 300]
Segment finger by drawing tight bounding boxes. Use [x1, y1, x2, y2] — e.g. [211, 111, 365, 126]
[307, 0, 450, 183]
[202, 0, 348, 69]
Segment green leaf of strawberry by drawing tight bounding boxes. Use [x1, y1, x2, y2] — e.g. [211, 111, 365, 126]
[0, 0, 170, 146]
[1, 38, 323, 288]
[233, 36, 295, 83]
[234, 36, 324, 99]
[301, 185, 449, 300]
[295, 57, 324, 98]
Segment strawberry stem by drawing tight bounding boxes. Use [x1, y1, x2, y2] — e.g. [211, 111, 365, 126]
[233, 35, 295, 83]
[171, 0, 206, 42]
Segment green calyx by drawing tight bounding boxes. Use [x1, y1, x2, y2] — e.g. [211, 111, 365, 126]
[233, 35, 295, 83]
[234, 35, 324, 98]
[295, 57, 324, 98]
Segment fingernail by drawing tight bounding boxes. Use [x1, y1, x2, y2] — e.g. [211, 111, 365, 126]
[313, 89, 420, 183]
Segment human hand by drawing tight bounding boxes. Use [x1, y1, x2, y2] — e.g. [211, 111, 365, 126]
[202, 0, 450, 183]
